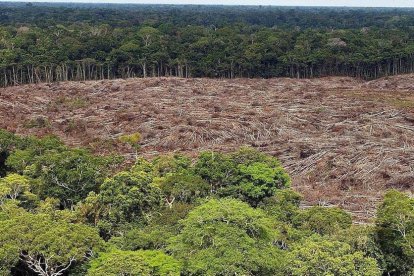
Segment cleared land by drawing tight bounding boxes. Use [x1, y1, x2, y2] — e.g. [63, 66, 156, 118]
[1, 75, 414, 221]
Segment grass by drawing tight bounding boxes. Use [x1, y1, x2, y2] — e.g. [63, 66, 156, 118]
[345, 91, 414, 109]
[47, 96, 89, 112]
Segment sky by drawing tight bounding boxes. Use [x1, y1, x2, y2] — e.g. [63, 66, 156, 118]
[2, 0, 414, 7]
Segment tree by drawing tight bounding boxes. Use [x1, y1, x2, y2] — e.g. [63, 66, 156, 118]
[118, 132, 141, 158]
[195, 148, 291, 206]
[168, 198, 285, 275]
[138, 27, 160, 47]
[151, 154, 191, 177]
[0, 210, 103, 276]
[285, 236, 381, 276]
[294, 206, 352, 235]
[86, 249, 181, 276]
[78, 170, 161, 237]
[375, 190, 414, 275]
[194, 151, 237, 192]
[0, 173, 31, 200]
[0, 130, 24, 177]
[154, 172, 210, 208]
[235, 161, 291, 206]
[99, 170, 161, 221]
[27, 149, 110, 208]
[259, 189, 303, 223]
[110, 203, 194, 251]
[137, 27, 160, 77]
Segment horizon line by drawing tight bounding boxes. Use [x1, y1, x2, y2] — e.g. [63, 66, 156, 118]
[0, 1, 413, 8]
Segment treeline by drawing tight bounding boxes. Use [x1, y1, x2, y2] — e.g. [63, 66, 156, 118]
[0, 129, 413, 275]
[2, 3, 414, 29]
[2, 21, 414, 86]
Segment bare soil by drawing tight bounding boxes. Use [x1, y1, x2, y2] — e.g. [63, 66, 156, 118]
[1, 75, 414, 221]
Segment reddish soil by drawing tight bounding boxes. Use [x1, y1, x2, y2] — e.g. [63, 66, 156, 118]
[1, 75, 413, 221]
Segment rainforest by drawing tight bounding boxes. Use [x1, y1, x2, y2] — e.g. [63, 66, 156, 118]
[0, 3, 414, 276]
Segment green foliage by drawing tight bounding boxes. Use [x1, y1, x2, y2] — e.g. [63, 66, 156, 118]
[154, 172, 210, 207]
[86, 249, 181, 276]
[195, 147, 291, 206]
[110, 226, 173, 251]
[0, 209, 103, 276]
[375, 190, 414, 275]
[0, 130, 21, 177]
[194, 151, 237, 191]
[0, 173, 32, 201]
[1, 130, 413, 275]
[332, 225, 387, 273]
[30, 149, 112, 207]
[3, 134, 116, 208]
[168, 198, 285, 275]
[99, 170, 161, 219]
[259, 189, 303, 223]
[2, 6, 414, 85]
[294, 206, 352, 235]
[78, 169, 161, 237]
[230, 146, 283, 167]
[5, 149, 33, 173]
[286, 236, 381, 276]
[151, 154, 191, 177]
[118, 132, 141, 156]
[236, 161, 290, 206]
[110, 203, 194, 251]
[0, 243, 18, 276]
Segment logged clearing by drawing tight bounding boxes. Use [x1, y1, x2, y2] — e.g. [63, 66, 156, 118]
[1, 75, 414, 221]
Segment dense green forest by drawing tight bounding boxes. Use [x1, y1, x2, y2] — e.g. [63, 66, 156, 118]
[1, 4, 414, 276]
[0, 129, 413, 275]
[1, 3, 414, 86]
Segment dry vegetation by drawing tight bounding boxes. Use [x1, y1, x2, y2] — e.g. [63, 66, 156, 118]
[1, 75, 413, 221]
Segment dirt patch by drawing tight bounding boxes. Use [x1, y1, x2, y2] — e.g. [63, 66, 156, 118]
[1, 75, 413, 222]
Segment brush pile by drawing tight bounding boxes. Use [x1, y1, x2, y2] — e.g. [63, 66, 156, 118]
[1, 75, 413, 221]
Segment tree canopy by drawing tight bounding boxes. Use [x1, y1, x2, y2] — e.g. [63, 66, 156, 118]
[286, 236, 381, 276]
[0, 130, 411, 275]
[168, 198, 285, 275]
[86, 249, 181, 276]
[1, 4, 414, 87]
[0, 206, 103, 276]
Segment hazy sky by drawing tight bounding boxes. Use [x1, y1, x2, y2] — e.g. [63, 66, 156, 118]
[3, 0, 414, 7]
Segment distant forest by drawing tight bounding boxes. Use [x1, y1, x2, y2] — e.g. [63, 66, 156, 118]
[1, 3, 414, 86]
